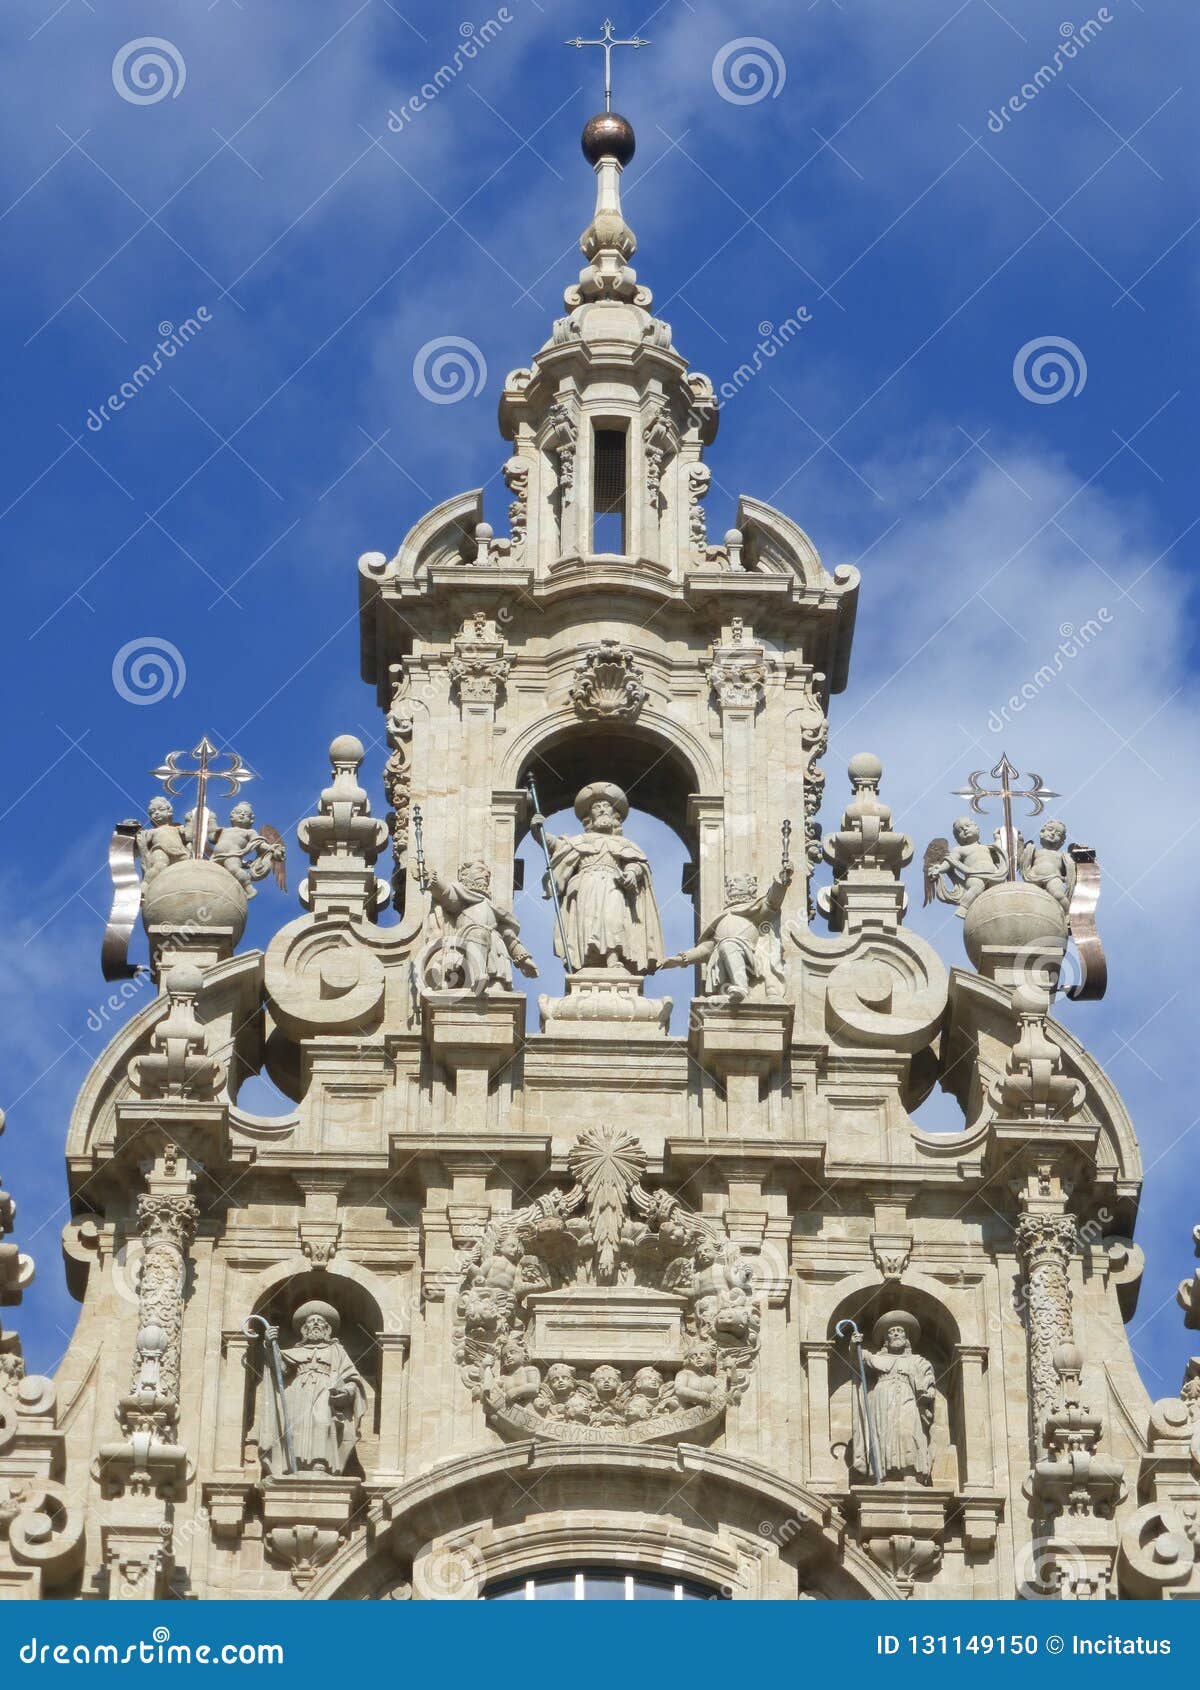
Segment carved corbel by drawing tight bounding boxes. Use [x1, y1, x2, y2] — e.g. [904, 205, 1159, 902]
[870, 1234, 913, 1282]
[545, 401, 577, 505]
[264, 1525, 342, 1589]
[642, 398, 678, 507]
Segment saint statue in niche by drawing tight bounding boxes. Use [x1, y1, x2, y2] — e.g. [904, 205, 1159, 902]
[531, 781, 664, 973]
[850, 1310, 936, 1484]
[259, 1301, 367, 1478]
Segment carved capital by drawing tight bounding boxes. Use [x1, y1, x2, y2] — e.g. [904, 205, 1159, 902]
[708, 650, 766, 710]
[448, 640, 510, 707]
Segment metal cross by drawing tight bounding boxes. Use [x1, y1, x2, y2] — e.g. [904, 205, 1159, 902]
[953, 753, 1060, 882]
[151, 735, 254, 860]
[565, 17, 650, 111]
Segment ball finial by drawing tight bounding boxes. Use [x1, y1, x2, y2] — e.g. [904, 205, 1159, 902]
[582, 111, 636, 167]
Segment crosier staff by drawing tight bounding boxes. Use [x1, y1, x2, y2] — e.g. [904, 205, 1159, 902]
[835, 1317, 882, 1484]
[525, 772, 574, 974]
[410, 803, 429, 893]
[243, 1314, 296, 1475]
[780, 818, 792, 874]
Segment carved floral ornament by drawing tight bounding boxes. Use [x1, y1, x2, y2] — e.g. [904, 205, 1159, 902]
[453, 1125, 763, 1445]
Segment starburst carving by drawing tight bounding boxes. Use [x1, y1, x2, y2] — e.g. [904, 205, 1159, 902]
[568, 1124, 647, 1282]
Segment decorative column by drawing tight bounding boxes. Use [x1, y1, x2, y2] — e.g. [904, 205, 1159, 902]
[99, 1151, 198, 1599]
[1014, 1211, 1077, 1449]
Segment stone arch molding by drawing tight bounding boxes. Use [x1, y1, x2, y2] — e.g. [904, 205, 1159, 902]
[496, 704, 721, 815]
[301, 1443, 902, 1600]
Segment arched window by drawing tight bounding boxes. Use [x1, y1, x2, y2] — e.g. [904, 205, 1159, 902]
[484, 1567, 721, 1600]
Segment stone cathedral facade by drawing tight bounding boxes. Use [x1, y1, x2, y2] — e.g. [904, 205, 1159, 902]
[2, 109, 1197, 1604]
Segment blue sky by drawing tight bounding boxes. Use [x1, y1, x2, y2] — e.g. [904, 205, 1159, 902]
[2, 0, 1197, 1415]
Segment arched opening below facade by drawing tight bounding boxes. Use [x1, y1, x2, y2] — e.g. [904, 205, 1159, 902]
[484, 1567, 721, 1600]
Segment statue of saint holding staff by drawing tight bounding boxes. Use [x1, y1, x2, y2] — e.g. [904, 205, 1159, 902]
[529, 781, 664, 975]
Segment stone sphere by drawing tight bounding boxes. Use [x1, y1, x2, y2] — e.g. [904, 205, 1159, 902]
[329, 733, 364, 766]
[1053, 1342, 1084, 1376]
[847, 751, 883, 783]
[141, 858, 247, 943]
[961, 880, 1066, 971]
[582, 111, 636, 166]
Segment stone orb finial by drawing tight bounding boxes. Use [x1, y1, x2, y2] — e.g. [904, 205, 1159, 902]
[582, 110, 636, 167]
[167, 963, 204, 999]
[847, 751, 883, 784]
[961, 880, 1068, 971]
[329, 734, 364, 768]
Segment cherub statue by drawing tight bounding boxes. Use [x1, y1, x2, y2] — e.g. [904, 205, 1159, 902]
[535, 1362, 592, 1423]
[493, 1335, 541, 1408]
[922, 816, 1007, 915]
[423, 859, 536, 993]
[589, 1364, 627, 1427]
[664, 1338, 724, 1412]
[135, 797, 189, 882]
[624, 1366, 665, 1423]
[211, 802, 287, 897]
[1019, 819, 1075, 913]
[459, 1234, 524, 1334]
[655, 867, 792, 1002]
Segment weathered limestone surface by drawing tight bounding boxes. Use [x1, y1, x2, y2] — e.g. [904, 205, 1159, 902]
[2, 112, 1178, 1603]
